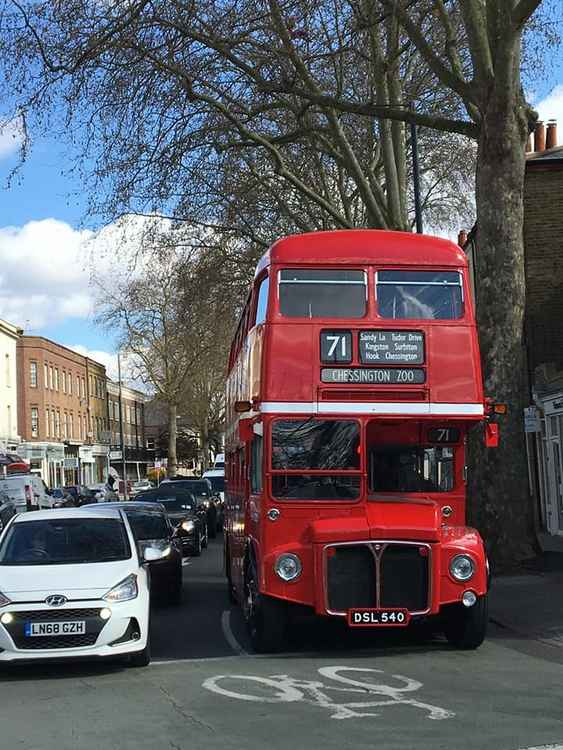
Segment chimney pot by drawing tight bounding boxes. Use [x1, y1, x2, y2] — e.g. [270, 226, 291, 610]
[546, 120, 557, 149]
[534, 121, 546, 152]
[458, 230, 468, 247]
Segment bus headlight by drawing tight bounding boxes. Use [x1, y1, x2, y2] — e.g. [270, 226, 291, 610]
[449, 554, 475, 582]
[274, 553, 302, 582]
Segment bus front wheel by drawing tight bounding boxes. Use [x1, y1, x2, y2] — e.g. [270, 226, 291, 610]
[442, 594, 488, 650]
[244, 560, 287, 653]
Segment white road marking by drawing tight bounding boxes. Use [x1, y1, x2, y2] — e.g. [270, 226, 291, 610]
[152, 656, 240, 666]
[518, 746, 563, 750]
[203, 666, 455, 721]
[182, 559, 192, 567]
[221, 610, 249, 657]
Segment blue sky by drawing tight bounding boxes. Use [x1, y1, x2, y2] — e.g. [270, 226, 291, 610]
[0, 36, 562, 376]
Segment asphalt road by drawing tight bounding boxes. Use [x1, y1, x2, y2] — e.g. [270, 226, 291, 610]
[2, 537, 563, 750]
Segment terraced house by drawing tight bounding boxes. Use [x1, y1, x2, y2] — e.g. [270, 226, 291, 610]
[17, 336, 110, 487]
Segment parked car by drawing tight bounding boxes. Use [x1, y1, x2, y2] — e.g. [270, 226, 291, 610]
[51, 488, 76, 508]
[202, 470, 224, 530]
[160, 478, 218, 539]
[130, 480, 152, 496]
[77, 487, 101, 506]
[134, 487, 208, 556]
[0, 474, 54, 512]
[213, 453, 225, 469]
[0, 492, 16, 533]
[92, 502, 183, 604]
[0, 507, 166, 666]
[64, 485, 91, 505]
[88, 483, 119, 503]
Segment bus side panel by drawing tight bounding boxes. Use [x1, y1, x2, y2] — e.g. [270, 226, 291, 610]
[264, 325, 314, 402]
[427, 326, 484, 404]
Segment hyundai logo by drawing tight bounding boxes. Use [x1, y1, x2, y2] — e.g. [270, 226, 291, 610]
[45, 595, 67, 607]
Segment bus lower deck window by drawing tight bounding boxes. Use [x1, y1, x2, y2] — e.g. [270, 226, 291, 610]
[272, 475, 361, 501]
[376, 270, 463, 320]
[279, 269, 367, 318]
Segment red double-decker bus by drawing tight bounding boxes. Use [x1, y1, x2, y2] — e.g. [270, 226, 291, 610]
[224, 229, 497, 652]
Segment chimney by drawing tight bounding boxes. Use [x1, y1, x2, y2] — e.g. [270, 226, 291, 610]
[534, 121, 545, 152]
[546, 120, 558, 150]
[458, 230, 468, 247]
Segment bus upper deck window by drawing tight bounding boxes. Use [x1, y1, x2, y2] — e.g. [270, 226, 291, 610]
[279, 269, 367, 318]
[255, 276, 269, 326]
[376, 270, 464, 320]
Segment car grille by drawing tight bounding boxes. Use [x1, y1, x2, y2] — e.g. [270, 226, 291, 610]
[3, 608, 105, 650]
[326, 542, 430, 614]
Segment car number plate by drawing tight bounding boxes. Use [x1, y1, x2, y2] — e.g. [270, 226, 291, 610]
[25, 621, 86, 637]
[347, 608, 410, 627]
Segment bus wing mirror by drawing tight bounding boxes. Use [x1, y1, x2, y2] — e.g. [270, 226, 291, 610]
[239, 418, 253, 443]
[485, 422, 499, 448]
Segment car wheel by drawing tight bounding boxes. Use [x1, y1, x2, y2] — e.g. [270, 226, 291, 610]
[129, 640, 151, 667]
[442, 594, 488, 650]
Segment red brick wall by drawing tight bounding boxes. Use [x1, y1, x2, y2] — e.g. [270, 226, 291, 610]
[523, 163, 563, 373]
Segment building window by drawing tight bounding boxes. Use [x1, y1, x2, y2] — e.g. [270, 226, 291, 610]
[29, 361, 38, 388]
[62, 412, 68, 439]
[83, 415, 87, 440]
[31, 407, 39, 438]
[45, 408, 50, 438]
[5, 354, 10, 387]
[45, 362, 49, 389]
[55, 409, 60, 438]
[69, 413, 74, 439]
[51, 410, 55, 438]
[7, 405, 12, 435]
[62, 370, 66, 393]
[147, 438, 155, 450]
[54, 368, 59, 391]
[76, 375, 80, 396]
[50, 366, 54, 390]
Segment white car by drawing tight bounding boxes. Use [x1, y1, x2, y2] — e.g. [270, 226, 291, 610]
[0, 507, 167, 666]
[88, 483, 119, 503]
[130, 480, 152, 496]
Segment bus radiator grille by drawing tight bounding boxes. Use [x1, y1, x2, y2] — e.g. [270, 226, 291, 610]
[325, 543, 430, 614]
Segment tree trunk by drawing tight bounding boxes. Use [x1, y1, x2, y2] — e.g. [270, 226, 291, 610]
[167, 402, 178, 477]
[467, 92, 535, 564]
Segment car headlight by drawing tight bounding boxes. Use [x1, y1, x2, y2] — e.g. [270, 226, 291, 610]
[181, 520, 195, 532]
[274, 553, 302, 582]
[449, 554, 475, 582]
[104, 574, 138, 602]
[0, 591, 11, 608]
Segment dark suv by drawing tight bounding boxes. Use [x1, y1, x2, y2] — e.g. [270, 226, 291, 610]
[161, 478, 218, 538]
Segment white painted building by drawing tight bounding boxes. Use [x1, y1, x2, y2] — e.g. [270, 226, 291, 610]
[0, 319, 21, 452]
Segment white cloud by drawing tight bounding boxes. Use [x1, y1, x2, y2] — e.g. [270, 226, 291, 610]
[0, 117, 24, 160]
[69, 345, 120, 380]
[534, 84, 563, 129]
[0, 219, 96, 329]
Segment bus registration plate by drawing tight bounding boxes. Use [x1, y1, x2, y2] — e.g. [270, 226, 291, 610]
[321, 368, 425, 384]
[347, 608, 410, 627]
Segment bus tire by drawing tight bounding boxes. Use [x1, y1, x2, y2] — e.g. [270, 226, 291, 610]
[442, 594, 488, 650]
[244, 559, 287, 653]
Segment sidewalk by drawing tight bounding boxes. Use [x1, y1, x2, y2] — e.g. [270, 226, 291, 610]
[489, 552, 563, 648]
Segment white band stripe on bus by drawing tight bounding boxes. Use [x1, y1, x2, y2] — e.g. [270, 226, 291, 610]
[259, 402, 484, 416]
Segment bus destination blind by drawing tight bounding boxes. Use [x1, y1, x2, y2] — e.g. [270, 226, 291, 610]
[321, 368, 425, 384]
[359, 330, 424, 365]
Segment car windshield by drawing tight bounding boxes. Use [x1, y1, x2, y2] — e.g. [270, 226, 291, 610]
[168, 481, 209, 498]
[125, 511, 168, 540]
[0, 518, 131, 565]
[135, 490, 195, 512]
[206, 476, 224, 493]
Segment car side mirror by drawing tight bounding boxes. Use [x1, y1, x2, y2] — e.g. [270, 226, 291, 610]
[143, 545, 171, 562]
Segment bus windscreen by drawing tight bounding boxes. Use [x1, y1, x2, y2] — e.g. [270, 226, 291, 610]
[279, 269, 366, 318]
[376, 270, 463, 320]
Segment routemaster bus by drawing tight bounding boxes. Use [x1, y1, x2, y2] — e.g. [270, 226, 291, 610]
[224, 229, 499, 653]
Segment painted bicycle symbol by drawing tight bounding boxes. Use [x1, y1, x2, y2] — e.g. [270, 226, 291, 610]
[203, 666, 455, 721]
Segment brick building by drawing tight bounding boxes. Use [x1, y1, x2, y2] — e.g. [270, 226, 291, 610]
[17, 336, 110, 486]
[107, 380, 148, 480]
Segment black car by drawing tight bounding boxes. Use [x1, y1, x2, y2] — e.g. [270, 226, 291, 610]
[95, 502, 183, 604]
[162, 478, 218, 539]
[134, 487, 208, 556]
[0, 492, 16, 532]
[64, 485, 90, 505]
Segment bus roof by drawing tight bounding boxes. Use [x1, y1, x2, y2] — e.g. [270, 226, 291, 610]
[255, 230, 466, 277]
